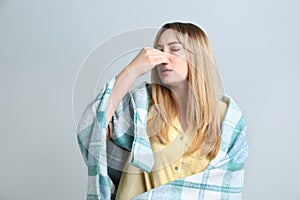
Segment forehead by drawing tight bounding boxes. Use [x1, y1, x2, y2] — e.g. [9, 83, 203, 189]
[157, 29, 179, 44]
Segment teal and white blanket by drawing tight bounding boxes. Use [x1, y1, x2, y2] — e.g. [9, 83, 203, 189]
[77, 77, 248, 200]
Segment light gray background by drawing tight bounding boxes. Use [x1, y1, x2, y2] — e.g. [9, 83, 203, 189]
[1, 0, 299, 200]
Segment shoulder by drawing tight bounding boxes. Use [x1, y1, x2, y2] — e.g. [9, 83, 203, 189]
[126, 82, 151, 113]
[130, 81, 151, 98]
[220, 94, 247, 144]
[221, 94, 245, 124]
[219, 99, 228, 122]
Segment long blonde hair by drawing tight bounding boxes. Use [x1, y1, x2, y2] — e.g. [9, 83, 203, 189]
[146, 22, 224, 160]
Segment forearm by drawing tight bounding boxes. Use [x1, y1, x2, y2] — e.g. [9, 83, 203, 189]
[105, 65, 138, 128]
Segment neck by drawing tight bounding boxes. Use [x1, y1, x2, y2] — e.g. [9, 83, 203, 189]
[169, 81, 189, 118]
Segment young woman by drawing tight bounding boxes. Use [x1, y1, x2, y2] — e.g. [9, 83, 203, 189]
[77, 22, 248, 200]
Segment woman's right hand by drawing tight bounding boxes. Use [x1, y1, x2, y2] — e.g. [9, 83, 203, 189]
[125, 47, 169, 78]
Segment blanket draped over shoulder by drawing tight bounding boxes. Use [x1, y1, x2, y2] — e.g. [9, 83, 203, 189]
[77, 77, 248, 200]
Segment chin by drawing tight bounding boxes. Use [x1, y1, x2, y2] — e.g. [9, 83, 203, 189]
[160, 78, 187, 87]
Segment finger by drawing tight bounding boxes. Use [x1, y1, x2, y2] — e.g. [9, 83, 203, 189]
[151, 55, 170, 64]
[151, 48, 165, 55]
[152, 55, 169, 61]
[143, 47, 164, 55]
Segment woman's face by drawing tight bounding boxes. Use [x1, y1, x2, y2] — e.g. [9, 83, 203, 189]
[155, 29, 189, 86]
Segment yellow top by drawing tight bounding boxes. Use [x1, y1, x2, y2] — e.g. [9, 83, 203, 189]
[115, 116, 210, 200]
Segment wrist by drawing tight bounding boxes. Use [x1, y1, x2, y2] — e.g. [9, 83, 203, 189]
[117, 65, 138, 82]
[124, 64, 140, 78]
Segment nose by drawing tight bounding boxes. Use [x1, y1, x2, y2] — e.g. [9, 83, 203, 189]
[162, 51, 171, 62]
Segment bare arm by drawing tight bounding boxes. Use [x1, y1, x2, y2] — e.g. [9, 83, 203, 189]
[105, 47, 169, 138]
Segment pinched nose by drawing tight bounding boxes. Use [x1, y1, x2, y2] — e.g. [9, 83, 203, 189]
[156, 61, 170, 69]
[161, 61, 169, 65]
[161, 53, 171, 64]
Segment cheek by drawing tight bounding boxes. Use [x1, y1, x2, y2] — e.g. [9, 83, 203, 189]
[171, 55, 187, 67]
[181, 62, 189, 78]
[172, 57, 188, 77]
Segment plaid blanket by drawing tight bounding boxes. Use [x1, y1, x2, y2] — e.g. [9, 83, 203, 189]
[77, 77, 248, 200]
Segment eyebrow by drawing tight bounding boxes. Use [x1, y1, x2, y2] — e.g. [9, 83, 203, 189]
[155, 41, 181, 48]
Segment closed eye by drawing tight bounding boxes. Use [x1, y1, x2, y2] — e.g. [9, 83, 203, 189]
[156, 48, 180, 52]
[157, 48, 181, 52]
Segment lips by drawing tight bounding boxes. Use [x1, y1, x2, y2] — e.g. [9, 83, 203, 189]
[160, 67, 172, 73]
